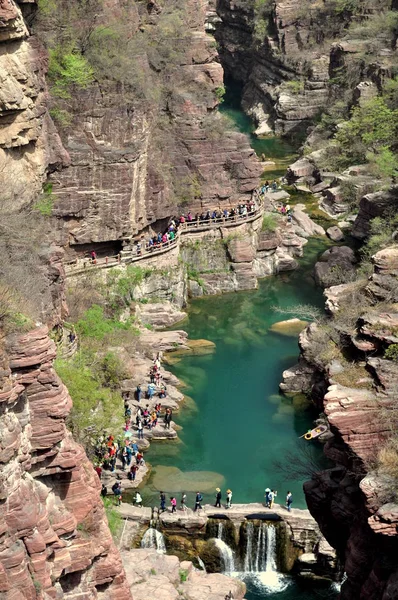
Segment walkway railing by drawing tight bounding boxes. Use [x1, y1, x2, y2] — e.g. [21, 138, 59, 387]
[64, 203, 263, 276]
[179, 206, 262, 233]
[64, 238, 180, 276]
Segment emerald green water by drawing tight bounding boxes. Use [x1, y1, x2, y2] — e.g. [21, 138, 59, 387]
[144, 238, 332, 509]
[219, 81, 297, 179]
[141, 83, 339, 599]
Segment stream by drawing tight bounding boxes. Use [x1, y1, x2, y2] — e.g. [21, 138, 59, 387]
[144, 237, 332, 509]
[142, 89, 338, 599]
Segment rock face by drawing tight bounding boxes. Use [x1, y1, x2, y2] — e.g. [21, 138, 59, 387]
[0, 0, 69, 209]
[281, 247, 398, 599]
[314, 246, 356, 288]
[31, 0, 262, 256]
[352, 187, 398, 240]
[215, 0, 330, 138]
[0, 326, 131, 599]
[121, 548, 246, 600]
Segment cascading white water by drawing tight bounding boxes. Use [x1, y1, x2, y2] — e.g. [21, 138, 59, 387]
[244, 521, 254, 572]
[244, 522, 276, 573]
[140, 527, 166, 553]
[241, 522, 289, 592]
[265, 524, 277, 573]
[214, 521, 235, 572]
[197, 556, 206, 572]
[254, 523, 267, 572]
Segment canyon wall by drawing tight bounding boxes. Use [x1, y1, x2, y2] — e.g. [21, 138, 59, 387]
[281, 241, 398, 599]
[0, 326, 131, 599]
[34, 0, 262, 258]
[215, 0, 330, 138]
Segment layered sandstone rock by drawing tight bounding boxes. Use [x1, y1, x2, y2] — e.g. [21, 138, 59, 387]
[0, 327, 131, 599]
[281, 247, 398, 599]
[352, 187, 398, 240]
[215, 0, 330, 138]
[0, 0, 69, 209]
[37, 0, 262, 255]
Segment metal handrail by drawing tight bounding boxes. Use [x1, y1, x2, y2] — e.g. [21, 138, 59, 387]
[64, 203, 263, 275]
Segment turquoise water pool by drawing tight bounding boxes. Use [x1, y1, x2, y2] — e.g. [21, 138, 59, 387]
[219, 80, 297, 179]
[144, 238, 332, 509]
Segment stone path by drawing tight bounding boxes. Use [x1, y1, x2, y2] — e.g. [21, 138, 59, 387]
[117, 501, 319, 537]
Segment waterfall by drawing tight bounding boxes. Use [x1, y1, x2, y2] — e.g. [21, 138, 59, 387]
[197, 556, 206, 572]
[244, 522, 268, 573]
[244, 522, 254, 572]
[213, 522, 235, 573]
[265, 524, 277, 573]
[254, 523, 267, 572]
[140, 527, 166, 553]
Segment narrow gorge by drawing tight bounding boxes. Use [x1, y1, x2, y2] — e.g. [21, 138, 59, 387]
[0, 1, 397, 600]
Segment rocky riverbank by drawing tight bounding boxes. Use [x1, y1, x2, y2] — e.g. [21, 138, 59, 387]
[280, 190, 398, 600]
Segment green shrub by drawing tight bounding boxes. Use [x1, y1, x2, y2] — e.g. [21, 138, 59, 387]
[384, 344, 398, 361]
[49, 48, 95, 99]
[102, 497, 123, 539]
[55, 353, 124, 447]
[75, 305, 131, 340]
[335, 97, 398, 167]
[50, 107, 72, 127]
[97, 351, 128, 389]
[33, 183, 56, 216]
[179, 569, 189, 583]
[253, 0, 274, 43]
[215, 85, 226, 103]
[261, 213, 279, 232]
[367, 147, 398, 180]
[285, 80, 305, 95]
[361, 213, 398, 262]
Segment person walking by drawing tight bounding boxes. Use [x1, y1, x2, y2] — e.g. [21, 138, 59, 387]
[194, 491, 203, 511]
[286, 491, 293, 512]
[226, 489, 232, 509]
[135, 491, 143, 507]
[170, 497, 177, 513]
[112, 481, 122, 506]
[128, 464, 137, 481]
[160, 491, 166, 513]
[136, 384, 142, 402]
[215, 488, 222, 508]
[265, 488, 271, 508]
[180, 493, 187, 511]
[137, 419, 144, 439]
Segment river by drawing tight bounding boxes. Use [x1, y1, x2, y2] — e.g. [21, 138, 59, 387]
[142, 90, 338, 599]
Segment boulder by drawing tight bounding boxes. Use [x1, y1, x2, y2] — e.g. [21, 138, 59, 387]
[314, 246, 356, 288]
[320, 186, 349, 215]
[286, 158, 316, 183]
[352, 186, 398, 239]
[136, 302, 187, 329]
[291, 207, 325, 237]
[326, 226, 344, 242]
[270, 319, 308, 337]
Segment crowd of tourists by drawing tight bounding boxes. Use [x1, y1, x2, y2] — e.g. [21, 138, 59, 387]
[133, 198, 259, 256]
[94, 353, 174, 504]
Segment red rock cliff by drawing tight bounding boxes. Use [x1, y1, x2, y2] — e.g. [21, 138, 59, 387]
[282, 247, 398, 599]
[0, 326, 132, 599]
